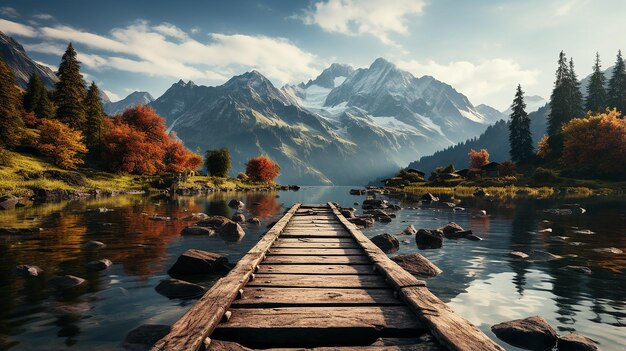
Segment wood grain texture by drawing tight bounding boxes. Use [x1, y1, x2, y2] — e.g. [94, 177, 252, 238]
[247, 274, 388, 288]
[231, 287, 400, 307]
[262, 255, 371, 265]
[208, 339, 442, 350]
[257, 264, 376, 275]
[267, 248, 365, 255]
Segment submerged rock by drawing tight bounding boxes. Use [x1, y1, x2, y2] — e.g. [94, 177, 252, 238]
[123, 324, 171, 350]
[362, 198, 388, 210]
[12, 264, 43, 277]
[167, 249, 229, 276]
[402, 225, 417, 236]
[85, 259, 112, 271]
[196, 215, 231, 229]
[557, 333, 598, 351]
[48, 275, 86, 289]
[220, 222, 245, 242]
[415, 229, 444, 249]
[228, 199, 245, 209]
[391, 253, 442, 278]
[83, 240, 106, 250]
[155, 278, 205, 299]
[370, 233, 399, 253]
[180, 226, 215, 236]
[247, 217, 261, 226]
[348, 216, 375, 228]
[491, 316, 558, 351]
[231, 213, 245, 222]
[437, 222, 465, 239]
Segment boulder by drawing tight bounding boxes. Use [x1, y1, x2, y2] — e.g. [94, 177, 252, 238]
[123, 324, 171, 350]
[370, 233, 399, 253]
[415, 229, 444, 249]
[42, 170, 87, 186]
[220, 222, 245, 242]
[557, 333, 598, 351]
[180, 226, 215, 236]
[529, 250, 562, 261]
[348, 216, 375, 228]
[155, 278, 205, 299]
[83, 240, 106, 250]
[85, 259, 112, 271]
[391, 253, 442, 278]
[437, 222, 465, 239]
[196, 215, 232, 229]
[247, 217, 261, 226]
[491, 316, 558, 351]
[464, 233, 483, 241]
[48, 275, 86, 289]
[402, 225, 417, 236]
[362, 198, 388, 210]
[228, 199, 245, 209]
[341, 209, 356, 218]
[0, 196, 20, 210]
[420, 193, 439, 202]
[12, 264, 43, 277]
[509, 251, 529, 259]
[231, 213, 245, 222]
[167, 249, 228, 276]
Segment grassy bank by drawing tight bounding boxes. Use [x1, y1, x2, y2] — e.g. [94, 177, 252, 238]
[0, 151, 270, 198]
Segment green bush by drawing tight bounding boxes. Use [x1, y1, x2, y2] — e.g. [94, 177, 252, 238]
[533, 167, 559, 183]
[205, 148, 231, 177]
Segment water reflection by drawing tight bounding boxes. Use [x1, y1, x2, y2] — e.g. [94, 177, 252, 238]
[0, 188, 624, 350]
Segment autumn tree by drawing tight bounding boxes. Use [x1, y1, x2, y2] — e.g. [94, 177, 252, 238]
[585, 53, 607, 113]
[54, 43, 87, 129]
[468, 149, 489, 170]
[84, 82, 106, 150]
[164, 133, 203, 173]
[245, 155, 280, 182]
[23, 73, 54, 119]
[508, 84, 534, 162]
[0, 57, 24, 148]
[36, 119, 87, 169]
[536, 135, 550, 159]
[205, 148, 231, 177]
[607, 50, 626, 113]
[561, 109, 626, 178]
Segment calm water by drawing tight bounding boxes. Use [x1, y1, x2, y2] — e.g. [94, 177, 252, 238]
[0, 186, 624, 350]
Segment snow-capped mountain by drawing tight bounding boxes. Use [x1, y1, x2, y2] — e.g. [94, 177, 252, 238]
[103, 91, 154, 115]
[502, 95, 547, 116]
[0, 31, 58, 90]
[476, 104, 507, 124]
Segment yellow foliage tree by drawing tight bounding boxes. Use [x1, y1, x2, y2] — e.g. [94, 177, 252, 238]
[561, 109, 626, 177]
[37, 119, 88, 169]
[536, 135, 550, 159]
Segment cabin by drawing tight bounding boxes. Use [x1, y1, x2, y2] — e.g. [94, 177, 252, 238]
[455, 168, 470, 178]
[382, 177, 410, 187]
[481, 162, 501, 177]
[404, 168, 426, 178]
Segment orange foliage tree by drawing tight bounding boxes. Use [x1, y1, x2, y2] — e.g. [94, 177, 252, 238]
[468, 149, 490, 170]
[245, 155, 280, 182]
[36, 119, 87, 169]
[164, 133, 203, 173]
[561, 109, 626, 177]
[536, 135, 550, 159]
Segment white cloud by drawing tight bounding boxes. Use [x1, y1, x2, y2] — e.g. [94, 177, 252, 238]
[0, 19, 37, 37]
[299, 0, 426, 46]
[396, 58, 540, 108]
[190, 26, 200, 34]
[32, 13, 55, 21]
[0, 7, 18, 18]
[78, 53, 109, 69]
[24, 42, 65, 55]
[103, 89, 121, 101]
[153, 22, 187, 40]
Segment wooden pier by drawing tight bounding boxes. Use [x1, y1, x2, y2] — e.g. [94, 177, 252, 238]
[152, 203, 503, 351]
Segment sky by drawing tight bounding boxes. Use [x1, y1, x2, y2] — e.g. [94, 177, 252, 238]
[0, 0, 624, 110]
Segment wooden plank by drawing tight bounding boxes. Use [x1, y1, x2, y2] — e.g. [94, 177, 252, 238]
[151, 203, 302, 351]
[208, 339, 442, 350]
[274, 238, 356, 244]
[257, 264, 376, 275]
[247, 274, 389, 288]
[231, 287, 401, 307]
[271, 242, 362, 249]
[211, 307, 426, 348]
[262, 255, 371, 265]
[267, 248, 365, 256]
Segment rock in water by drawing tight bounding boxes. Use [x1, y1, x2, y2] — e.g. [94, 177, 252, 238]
[231, 213, 245, 222]
[509, 251, 529, 259]
[180, 226, 215, 236]
[227, 199, 244, 209]
[48, 275, 86, 289]
[0, 196, 20, 210]
[529, 250, 562, 261]
[85, 259, 112, 271]
[155, 278, 205, 299]
[391, 253, 442, 278]
[557, 333, 598, 351]
[12, 264, 43, 277]
[415, 229, 443, 249]
[402, 225, 417, 236]
[436, 222, 465, 239]
[220, 222, 245, 242]
[83, 240, 106, 250]
[491, 316, 557, 350]
[348, 216, 375, 228]
[123, 324, 171, 350]
[247, 217, 261, 225]
[420, 193, 439, 202]
[196, 215, 232, 229]
[167, 249, 228, 276]
[370, 233, 399, 253]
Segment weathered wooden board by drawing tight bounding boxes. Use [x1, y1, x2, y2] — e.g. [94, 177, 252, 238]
[247, 274, 389, 288]
[257, 264, 376, 275]
[231, 287, 400, 307]
[262, 255, 371, 265]
[207, 339, 442, 350]
[281, 231, 352, 237]
[271, 242, 362, 249]
[267, 248, 365, 256]
[274, 238, 356, 244]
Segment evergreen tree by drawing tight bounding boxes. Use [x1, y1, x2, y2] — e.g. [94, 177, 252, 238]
[23, 74, 54, 119]
[84, 82, 106, 150]
[585, 53, 607, 113]
[567, 58, 584, 119]
[508, 84, 534, 162]
[205, 148, 231, 177]
[607, 50, 626, 113]
[547, 51, 570, 154]
[0, 58, 24, 148]
[54, 43, 86, 129]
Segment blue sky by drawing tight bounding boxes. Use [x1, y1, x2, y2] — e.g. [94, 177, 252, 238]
[0, 0, 624, 110]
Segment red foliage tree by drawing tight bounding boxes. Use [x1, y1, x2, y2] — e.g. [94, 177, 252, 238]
[468, 149, 490, 170]
[245, 155, 280, 182]
[164, 134, 203, 173]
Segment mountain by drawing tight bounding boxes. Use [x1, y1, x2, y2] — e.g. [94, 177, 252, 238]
[476, 104, 507, 124]
[502, 95, 547, 116]
[0, 31, 58, 90]
[103, 91, 154, 115]
[407, 105, 550, 174]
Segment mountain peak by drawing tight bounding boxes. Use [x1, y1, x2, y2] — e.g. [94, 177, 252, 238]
[303, 63, 354, 89]
[370, 57, 395, 70]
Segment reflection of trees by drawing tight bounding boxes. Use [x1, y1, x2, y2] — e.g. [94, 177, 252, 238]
[245, 193, 280, 219]
[507, 199, 536, 295]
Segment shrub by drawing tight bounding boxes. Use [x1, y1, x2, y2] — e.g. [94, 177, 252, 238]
[36, 119, 87, 170]
[245, 155, 280, 182]
[497, 160, 517, 176]
[533, 167, 559, 183]
[536, 135, 550, 159]
[236, 172, 249, 182]
[468, 149, 489, 169]
[205, 148, 231, 177]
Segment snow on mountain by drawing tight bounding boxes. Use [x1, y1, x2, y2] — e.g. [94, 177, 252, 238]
[0, 31, 58, 90]
[476, 104, 506, 124]
[502, 95, 547, 116]
[103, 91, 155, 115]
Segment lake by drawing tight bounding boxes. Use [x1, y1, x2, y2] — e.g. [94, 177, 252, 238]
[0, 186, 624, 350]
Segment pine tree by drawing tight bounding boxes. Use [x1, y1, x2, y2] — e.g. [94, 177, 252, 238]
[508, 84, 534, 163]
[547, 51, 570, 154]
[23, 74, 54, 119]
[585, 53, 607, 113]
[0, 58, 24, 148]
[607, 50, 626, 113]
[54, 43, 86, 129]
[84, 82, 106, 150]
[567, 58, 584, 119]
